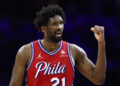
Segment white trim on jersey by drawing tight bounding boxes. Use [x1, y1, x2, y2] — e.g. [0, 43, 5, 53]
[67, 43, 75, 86]
[67, 43, 75, 70]
[38, 39, 62, 55]
[27, 42, 34, 71]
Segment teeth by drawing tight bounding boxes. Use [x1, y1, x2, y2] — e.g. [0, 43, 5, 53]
[56, 33, 62, 37]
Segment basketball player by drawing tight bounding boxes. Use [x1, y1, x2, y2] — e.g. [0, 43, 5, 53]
[9, 5, 106, 86]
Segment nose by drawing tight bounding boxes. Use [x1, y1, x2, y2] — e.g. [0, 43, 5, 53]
[56, 24, 63, 30]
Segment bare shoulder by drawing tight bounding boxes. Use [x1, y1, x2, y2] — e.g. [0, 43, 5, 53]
[69, 43, 87, 65]
[16, 43, 31, 65]
[17, 43, 31, 56]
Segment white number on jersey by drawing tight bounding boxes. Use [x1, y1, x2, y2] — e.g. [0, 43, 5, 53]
[51, 77, 66, 86]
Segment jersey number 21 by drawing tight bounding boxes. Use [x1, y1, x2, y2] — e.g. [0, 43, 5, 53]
[51, 77, 66, 86]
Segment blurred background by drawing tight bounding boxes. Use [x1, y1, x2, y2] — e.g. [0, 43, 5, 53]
[0, 0, 120, 86]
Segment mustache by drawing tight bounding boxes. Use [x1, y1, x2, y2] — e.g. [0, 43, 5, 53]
[55, 30, 63, 34]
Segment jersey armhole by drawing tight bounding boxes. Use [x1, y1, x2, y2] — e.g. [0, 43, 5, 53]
[67, 43, 75, 71]
[26, 42, 34, 71]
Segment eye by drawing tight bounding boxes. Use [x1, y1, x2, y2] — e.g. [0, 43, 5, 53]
[51, 22, 57, 26]
[60, 21, 63, 24]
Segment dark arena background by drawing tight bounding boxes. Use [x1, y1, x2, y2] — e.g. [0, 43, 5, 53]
[0, 0, 120, 86]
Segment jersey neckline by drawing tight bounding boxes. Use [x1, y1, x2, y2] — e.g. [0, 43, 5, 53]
[38, 39, 62, 55]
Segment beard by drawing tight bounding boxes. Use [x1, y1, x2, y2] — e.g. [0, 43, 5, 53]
[47, 29, 63, 43]
[50, 35, 62, 42]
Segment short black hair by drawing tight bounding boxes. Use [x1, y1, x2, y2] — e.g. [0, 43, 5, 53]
[34, 5, 65, 32]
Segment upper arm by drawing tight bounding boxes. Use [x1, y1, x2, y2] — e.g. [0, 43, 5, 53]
[70, 44, 96, 83]
[9, 44, 31, 86]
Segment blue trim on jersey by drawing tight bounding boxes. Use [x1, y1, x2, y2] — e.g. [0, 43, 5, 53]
[38, 40, 62, 55]
[27, 42, 34, 71]
[67, 43, 75, 86]
[67, 43, 74, 71]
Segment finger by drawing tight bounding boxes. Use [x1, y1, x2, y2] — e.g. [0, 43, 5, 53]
[94, 25, 104, 31]
[91, 27, 98, 33]
[91, 27, 95, 31]
[94, 25, 104, 28]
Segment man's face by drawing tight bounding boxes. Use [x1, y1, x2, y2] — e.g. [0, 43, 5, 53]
[45, 15, 64, 42]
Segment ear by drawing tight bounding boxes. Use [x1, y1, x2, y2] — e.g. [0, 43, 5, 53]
[41, 26, 46, 33]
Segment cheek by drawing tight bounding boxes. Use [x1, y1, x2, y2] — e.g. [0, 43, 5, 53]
[47, 28, 54, 35]
[62, 25, 64, 29]
[61, 24, 64, 29]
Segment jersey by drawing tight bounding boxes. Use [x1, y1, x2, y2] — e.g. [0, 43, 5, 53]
[26, 40, 75, 86]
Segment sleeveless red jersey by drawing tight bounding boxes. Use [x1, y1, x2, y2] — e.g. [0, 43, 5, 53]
[26, 40, 74, 86]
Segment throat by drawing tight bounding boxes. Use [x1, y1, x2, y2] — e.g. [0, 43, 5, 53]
[41, 39, 61, 53]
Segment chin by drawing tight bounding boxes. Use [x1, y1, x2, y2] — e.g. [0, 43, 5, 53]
[53, 37, 62, 42]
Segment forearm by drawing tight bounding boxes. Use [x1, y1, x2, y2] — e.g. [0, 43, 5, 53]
[93, 41, 106, 83]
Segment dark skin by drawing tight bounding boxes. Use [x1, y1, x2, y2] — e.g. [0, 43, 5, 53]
[9, 15, 106, 86]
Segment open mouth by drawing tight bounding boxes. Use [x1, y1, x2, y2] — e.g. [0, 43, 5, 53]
[56, 33, 62, 37]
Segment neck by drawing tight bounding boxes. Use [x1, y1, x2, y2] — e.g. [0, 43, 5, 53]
[41, 39, 61, 53]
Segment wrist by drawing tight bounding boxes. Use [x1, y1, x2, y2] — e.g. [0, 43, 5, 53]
[98, 41, 105, 46]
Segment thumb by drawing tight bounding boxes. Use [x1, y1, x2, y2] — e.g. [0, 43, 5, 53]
[91, 27, 95, 32]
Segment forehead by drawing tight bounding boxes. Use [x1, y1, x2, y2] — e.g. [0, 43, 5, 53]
[48, 15, 63, 23]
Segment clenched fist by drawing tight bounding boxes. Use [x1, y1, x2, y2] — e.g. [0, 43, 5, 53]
[91, 25, 105, 43]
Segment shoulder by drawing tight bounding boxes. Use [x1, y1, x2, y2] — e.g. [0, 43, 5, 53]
[69, 43, 87, 64]
[69, 43, 86, 55]
[17, 43, 31, 56]
[16, 43, 31, 65]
